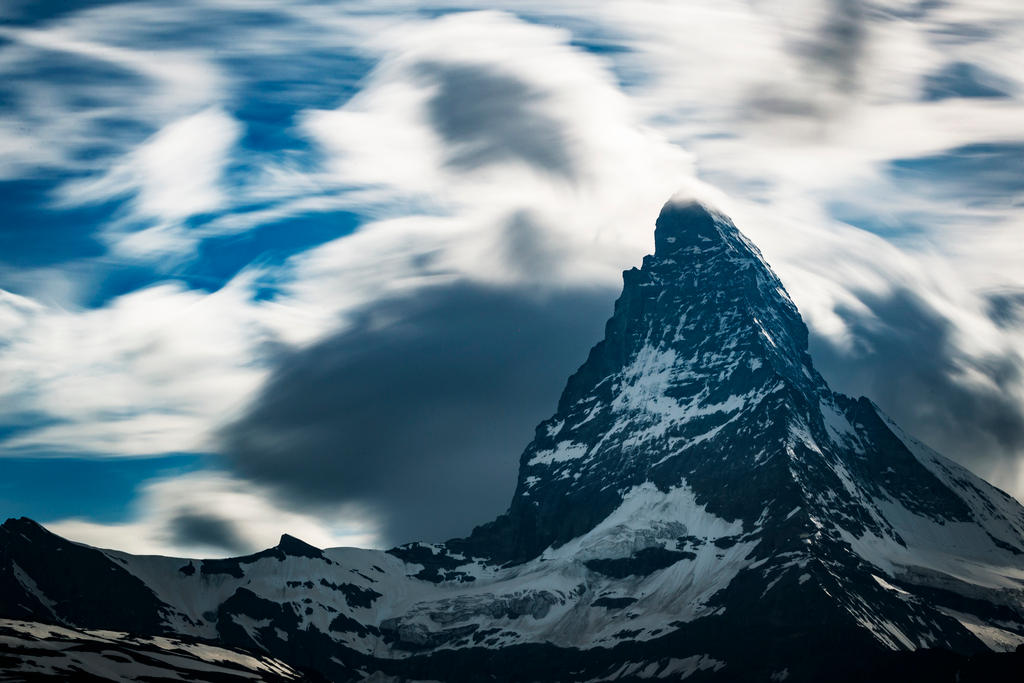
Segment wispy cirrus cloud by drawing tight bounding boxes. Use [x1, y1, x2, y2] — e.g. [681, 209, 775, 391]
[0, 20, 225, 180]
[58, 107, 241, 258]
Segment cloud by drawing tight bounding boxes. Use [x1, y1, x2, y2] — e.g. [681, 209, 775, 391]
[888, 142, 1024, 208]
[417, 61, 575, 177]
[0, 20, 225, 181]
[802, 0, 868, 94]
[299, 9, 696, 222]
[168, 510, 249, 556]
[986, 290, 1024, 329]
[0, 276, 290, 457]
[59, 107, 241, 258]
[220, 282, 615, 545]
[45, 470, 378, 557]
[3, 8, 693, 467]
[809, 288, 1024, 468]
[921, 61, 1013, 101]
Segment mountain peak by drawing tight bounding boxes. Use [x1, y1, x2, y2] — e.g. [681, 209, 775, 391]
[276, 533, 323, 559]
[1, 517, 49, 538]
[652, 199, 731, 256]
[461, 199, 821, 561]
[463, 199, 1019, 570]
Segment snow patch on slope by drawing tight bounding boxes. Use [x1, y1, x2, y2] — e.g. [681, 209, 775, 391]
[529, 441, 590, 466]
[939, 609, 1024, 652]
[543, 482, 745, 562]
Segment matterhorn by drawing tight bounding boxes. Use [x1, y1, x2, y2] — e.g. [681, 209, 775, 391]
[3, 201, 1024, 681]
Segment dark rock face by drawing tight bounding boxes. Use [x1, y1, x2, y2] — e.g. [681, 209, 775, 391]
[584, 547, 696, 578]
[3, 200, 1024, 682]
[0, 518, 172, 634]
[462, 201, 822, 561]
[200, 533, 332, 578]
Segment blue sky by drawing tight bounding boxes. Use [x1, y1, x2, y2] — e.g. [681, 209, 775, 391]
[1, 0, 1022, 557]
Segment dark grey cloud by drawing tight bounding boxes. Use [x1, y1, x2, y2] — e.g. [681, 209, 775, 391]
[927, 23, 998, 46]
[500, 211, 565, 280]
[793, 0, 869, 95]
[986, 290, 1024, 329]
[888, 142, 1024, 207]
[219, 282, 615, 546]
[809, 288, 1024, 478]
[741, 89, 825, 121]
[168, 510, 249, 555]
[808, 0, 868, 92]
[416, 61, 575, 178]
[921, 62, 1013, 101]
[742, 0, 870, 122]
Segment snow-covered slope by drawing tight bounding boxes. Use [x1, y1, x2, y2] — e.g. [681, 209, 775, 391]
[3, 201, 1024, 682]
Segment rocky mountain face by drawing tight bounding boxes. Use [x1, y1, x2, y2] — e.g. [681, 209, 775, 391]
[4, 201, 1024, 682]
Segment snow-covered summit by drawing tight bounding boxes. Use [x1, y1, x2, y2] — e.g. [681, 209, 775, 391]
[459, 200, 849, 561]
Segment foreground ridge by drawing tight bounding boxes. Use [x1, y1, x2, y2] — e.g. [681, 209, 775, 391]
[3, 200, 1024, 682]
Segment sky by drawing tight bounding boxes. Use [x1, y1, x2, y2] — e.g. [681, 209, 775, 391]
[0, 0, 1022, 558]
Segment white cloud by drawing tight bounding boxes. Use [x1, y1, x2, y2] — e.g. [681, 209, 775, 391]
[0, 21, 225, 181]
[292, 10, 701, 297]
[46, 470, 379, 557]
[0, 276, 283, 456]
[57, 107, 241, 258]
